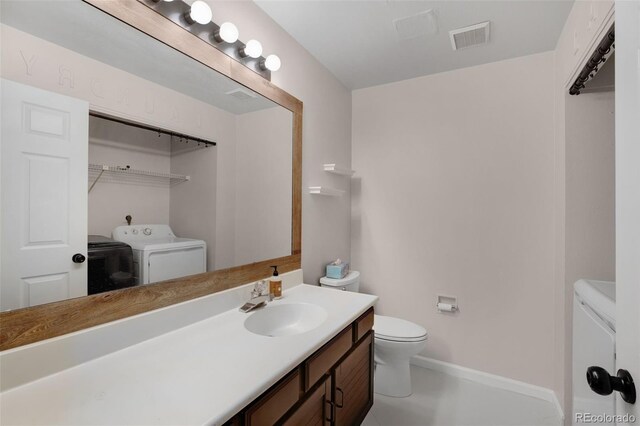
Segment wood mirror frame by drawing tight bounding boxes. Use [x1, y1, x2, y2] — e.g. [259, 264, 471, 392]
[0, 0, 302, 351]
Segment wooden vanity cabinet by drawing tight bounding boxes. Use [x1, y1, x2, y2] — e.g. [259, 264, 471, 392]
[232, 308, 374, 426]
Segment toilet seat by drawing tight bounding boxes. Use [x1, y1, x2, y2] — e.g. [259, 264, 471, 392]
[374, 315, 428, 343]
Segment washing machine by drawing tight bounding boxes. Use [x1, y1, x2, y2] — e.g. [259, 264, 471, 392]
[573, 278, 616, 425]
[112, 225, 206, 285]
[87, 235, 135, 294]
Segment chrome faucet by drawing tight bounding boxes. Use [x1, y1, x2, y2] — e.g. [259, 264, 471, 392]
[239, 280, 273, 313]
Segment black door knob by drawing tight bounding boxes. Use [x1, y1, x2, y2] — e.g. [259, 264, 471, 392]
[587, 366, 636, 404]
[72, 253, 86, 264]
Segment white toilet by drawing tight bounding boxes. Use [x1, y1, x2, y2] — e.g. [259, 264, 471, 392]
[319, 271, 428, 397]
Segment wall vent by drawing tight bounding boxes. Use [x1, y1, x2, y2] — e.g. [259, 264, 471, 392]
[449, 21, 490, 51]
[225, 88, 257, 101]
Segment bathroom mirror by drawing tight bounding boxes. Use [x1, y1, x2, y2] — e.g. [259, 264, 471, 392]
[0, 0, 302, 348]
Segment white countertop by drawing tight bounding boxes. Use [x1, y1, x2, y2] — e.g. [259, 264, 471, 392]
[0, 284, 377, 425]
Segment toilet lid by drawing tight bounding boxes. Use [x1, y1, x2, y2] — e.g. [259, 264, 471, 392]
[374, 315, 428, 342]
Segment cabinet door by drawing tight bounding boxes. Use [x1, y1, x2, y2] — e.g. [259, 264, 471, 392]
[334, 333, 373, 426]
[245, 370, 301, 426]
[282, 375, 332, 426]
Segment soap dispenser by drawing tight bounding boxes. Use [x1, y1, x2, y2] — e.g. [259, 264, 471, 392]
[269, 265, 282, 299]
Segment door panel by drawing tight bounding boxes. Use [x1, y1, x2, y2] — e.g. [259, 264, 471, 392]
[573, 299, 616, 421]
[334, 333, 374, 426]
[614, 0, 640, 422]
[1, 79, 88, 310]
[24, 103, 70, 138]
[22, 273, 69, 306]
[282, 375, 331, 426]
[25, 154, 69, 245]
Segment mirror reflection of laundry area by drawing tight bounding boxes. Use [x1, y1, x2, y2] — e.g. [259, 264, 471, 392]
[86, 113, 216, 295]
[0, 0, 294, 312]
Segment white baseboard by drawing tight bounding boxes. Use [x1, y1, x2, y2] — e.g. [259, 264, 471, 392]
[411, 355, 564, 420]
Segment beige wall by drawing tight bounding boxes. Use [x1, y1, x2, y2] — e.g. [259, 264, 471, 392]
[352, 52, 557, 389]
[565, 90, 615, 286]
[171, 105, 294, 271]
[234, 107, 293, 266]
[213, 118, 238, 271]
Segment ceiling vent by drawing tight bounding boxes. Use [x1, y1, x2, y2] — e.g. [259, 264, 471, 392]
[393, 9, 438, 40]
[225, 88, 257, 101]
[449, 21, 490, 51]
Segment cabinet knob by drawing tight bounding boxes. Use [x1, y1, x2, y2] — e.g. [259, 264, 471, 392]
[586, 366, 636, 404]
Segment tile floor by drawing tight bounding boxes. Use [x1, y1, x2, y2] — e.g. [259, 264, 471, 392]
[362, 365, 563, 426]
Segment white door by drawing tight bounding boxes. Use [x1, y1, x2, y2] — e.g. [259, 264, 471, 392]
[1, 79, 88, 311]
[615, 0, 640, 422]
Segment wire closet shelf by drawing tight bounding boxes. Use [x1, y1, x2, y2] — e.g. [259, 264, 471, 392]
[88, 164, 190, 193]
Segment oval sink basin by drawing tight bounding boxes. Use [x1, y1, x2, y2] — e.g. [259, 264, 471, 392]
[244, 303, 328, 337]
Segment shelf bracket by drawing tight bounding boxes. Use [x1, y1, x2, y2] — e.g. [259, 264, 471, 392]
[88, 165, 108, 194]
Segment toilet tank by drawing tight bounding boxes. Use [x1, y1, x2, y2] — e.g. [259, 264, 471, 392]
[320, 271, 360, 292]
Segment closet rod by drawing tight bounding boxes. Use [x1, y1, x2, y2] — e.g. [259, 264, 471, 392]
[89, 112, 217, 147]
[569, 25, 615, 95]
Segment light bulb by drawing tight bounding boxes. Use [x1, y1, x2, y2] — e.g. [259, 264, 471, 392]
[263, 54, 281, 71]
[187, 0, 212, 25]
[215, 22, 239, 43]
[242, 39, 263, 59]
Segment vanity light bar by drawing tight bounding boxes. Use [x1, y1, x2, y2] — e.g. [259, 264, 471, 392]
[146, 0, 279, 80]
[239, 39, 262, 59]
[184, 0, 212, 25]
[214, 22, 239, 44]
[261, 54, 281, 72]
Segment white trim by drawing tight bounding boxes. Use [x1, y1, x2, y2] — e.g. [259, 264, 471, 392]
[411, 355, 564, 420]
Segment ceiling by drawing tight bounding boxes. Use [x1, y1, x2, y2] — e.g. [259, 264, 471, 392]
[256, 0, 574, 90]
[0, 0, 276, 114]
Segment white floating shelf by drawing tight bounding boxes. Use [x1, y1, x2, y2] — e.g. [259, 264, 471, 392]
[323, 163, 355, 176]
[308, 186, 345, 197]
